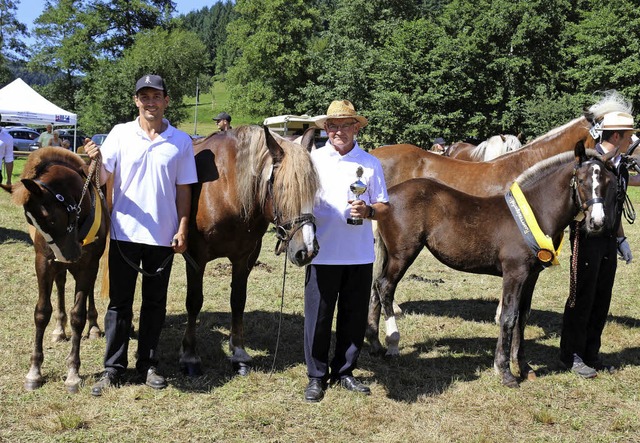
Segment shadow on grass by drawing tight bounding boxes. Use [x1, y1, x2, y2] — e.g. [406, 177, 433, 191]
[0, 226, 32, 244]
[157, 300, 640, 400]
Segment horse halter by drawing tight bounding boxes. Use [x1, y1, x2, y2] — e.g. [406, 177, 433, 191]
[32, 179, 81, 235]
[570, 159, 607, 213]
[267, 165, 317, 256]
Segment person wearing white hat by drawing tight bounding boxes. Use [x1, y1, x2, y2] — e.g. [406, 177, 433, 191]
[560, 110, 637, 378]
[303, 100, 389, 402]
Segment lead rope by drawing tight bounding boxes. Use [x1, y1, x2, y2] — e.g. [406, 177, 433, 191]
[269, 235, 289, 375]
[568, 225, 580, 308]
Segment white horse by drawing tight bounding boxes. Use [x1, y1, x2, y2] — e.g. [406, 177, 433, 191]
[470, 134, 523, 161]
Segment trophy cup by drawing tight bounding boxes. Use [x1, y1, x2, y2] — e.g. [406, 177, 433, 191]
[347, 166, 367, 225]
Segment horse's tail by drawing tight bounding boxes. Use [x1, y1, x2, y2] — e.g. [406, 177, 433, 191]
[372, 221, 388, 285]
[99, 233, 110, 299]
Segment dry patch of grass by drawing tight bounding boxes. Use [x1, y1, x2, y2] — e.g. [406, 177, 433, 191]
[1, 172, 639, 442]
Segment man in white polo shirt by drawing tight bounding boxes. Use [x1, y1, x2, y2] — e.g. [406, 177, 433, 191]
[84, 74, 198, 396]
[303, 100, 389, 402]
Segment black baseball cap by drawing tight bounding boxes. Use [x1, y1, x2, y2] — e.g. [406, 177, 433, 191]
[213, 112, 231, 123]
[135, 74, 166, 94]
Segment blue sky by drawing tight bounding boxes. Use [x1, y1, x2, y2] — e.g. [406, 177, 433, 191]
[15, 0, 217, 40]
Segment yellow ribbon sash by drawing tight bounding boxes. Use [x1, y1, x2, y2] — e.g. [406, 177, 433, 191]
[505, 182, 564, 266]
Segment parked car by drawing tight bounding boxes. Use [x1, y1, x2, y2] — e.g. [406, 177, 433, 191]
[6, 127, 40, 151]
[91, 134, 108, 147]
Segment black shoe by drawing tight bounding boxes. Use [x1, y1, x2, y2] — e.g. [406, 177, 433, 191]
[304, 378, 325, 403]
[91, 370, 118, 397]
[145, 367, 167, 389]
[339, 376, 371, 395]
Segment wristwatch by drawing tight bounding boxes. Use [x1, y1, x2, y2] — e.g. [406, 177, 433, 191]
[367, 205, 375, 219]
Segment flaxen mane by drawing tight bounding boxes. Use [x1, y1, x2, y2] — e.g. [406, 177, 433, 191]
[234, 126, 318, 220]
[13, 147, 86, 206]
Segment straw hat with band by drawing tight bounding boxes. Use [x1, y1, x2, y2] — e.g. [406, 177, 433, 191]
[315, 100, 368, 128]
[594, 112, 639, 132]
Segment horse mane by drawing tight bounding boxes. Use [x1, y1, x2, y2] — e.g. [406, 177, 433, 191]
[234, 126, 319, 219]
[12, 147, 86, 206]
[515, 149, 599, 189]
[470, 134, 523, 161]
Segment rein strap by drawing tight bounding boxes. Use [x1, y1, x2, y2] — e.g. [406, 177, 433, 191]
[505, 182, 563, 267]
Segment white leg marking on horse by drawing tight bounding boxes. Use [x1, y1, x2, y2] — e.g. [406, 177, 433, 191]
[385, 316, 400, 356]
[230, 348, 252, 363]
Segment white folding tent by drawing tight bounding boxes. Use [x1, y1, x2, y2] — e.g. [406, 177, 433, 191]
[0, 78, 79, 150]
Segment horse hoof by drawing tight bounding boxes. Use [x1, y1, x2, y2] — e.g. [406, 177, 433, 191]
[525, 370, 537, 381]
[181, 362, 203, 377]
[24, 379, 43, 391]
[65, 383, 80, 394]
[88, 326, 103, 340]
[233, 362, 251, 376]
[501, 376, 520, 388]
[51, 332, 67, 343]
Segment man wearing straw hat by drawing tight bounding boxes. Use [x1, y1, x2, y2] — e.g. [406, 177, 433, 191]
[560, 110, 636, 378]
[303, 100, 389, 402]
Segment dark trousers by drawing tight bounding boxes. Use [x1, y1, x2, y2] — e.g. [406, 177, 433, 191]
[304, 263, 372, 381]
[560, 233, 617, 365]
[103, 239, 174, 374]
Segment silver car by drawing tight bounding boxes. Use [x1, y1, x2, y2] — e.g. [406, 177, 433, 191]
[6, 127, 40, 151]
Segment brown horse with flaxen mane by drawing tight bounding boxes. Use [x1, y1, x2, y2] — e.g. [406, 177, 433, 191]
[180, 126, 319, 376]
[367, 143, 619, 387]
[9, 147, 108, 392]
[373, 91, 632, 190]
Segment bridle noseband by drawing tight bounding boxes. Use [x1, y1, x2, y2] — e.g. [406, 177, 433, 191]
[267, 166, 317, 256]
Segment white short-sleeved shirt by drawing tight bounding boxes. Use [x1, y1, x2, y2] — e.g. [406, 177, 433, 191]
[0, 128, 14, 162]
[101, 118, 198, 246]
[310, 141, 388, 265]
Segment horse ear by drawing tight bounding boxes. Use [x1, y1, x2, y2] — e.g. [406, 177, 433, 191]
[263, 126, 285, 164]
[299, 127, 316, 152]
[21, 179, 43, 197]
[500, 134, 506, 142]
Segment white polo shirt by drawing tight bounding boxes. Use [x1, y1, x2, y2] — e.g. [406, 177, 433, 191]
[101, 118, 198, 246]
[310, 141, 388, 265]
[0, 128, 14, 162]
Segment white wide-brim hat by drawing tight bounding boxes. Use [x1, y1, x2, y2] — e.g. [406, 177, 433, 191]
[595, 111, 639, 131]
[315, 100, 368, 128]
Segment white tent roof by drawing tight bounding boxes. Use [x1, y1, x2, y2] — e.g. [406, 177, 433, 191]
[0, 78, 77, 126]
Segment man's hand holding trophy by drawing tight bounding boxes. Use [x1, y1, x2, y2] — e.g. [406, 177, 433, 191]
[347, 166, 368, 225]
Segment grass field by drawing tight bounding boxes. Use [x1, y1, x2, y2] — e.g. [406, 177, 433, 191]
[1, 156, 640, 442]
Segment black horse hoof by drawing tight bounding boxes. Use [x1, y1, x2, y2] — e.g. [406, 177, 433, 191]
[233, 362, 251, 376]
[24, 379, 43, 391]
[181, 362, 203, 377]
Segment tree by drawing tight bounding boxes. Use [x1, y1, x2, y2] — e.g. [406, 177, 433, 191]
[224, 0, 320, 116]
[0, 0, 29, 84]
[78, 27, 208, 134]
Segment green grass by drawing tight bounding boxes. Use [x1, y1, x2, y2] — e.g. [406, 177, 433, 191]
[1, 160, 640, 442]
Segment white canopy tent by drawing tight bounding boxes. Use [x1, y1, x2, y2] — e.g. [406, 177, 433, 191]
[0, 78, 79, 150]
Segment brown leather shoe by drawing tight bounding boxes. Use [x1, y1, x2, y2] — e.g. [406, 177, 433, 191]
[145, 367, 167, 389]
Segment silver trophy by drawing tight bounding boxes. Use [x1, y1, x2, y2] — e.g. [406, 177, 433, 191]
[347, 166, 367, 225]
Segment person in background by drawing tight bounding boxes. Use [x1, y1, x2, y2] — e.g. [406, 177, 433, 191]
[560, 111, 636, 378]
[84, 74, 198, 396]
[47, 130, 62, 147]
[61, 139, 71, 150]
[213, 112, 232, 132]
[37, 124, 53, 148]
[0, 115, 14, 186]
[430, 137, 447, 154]
[303, 99, 389, 402]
